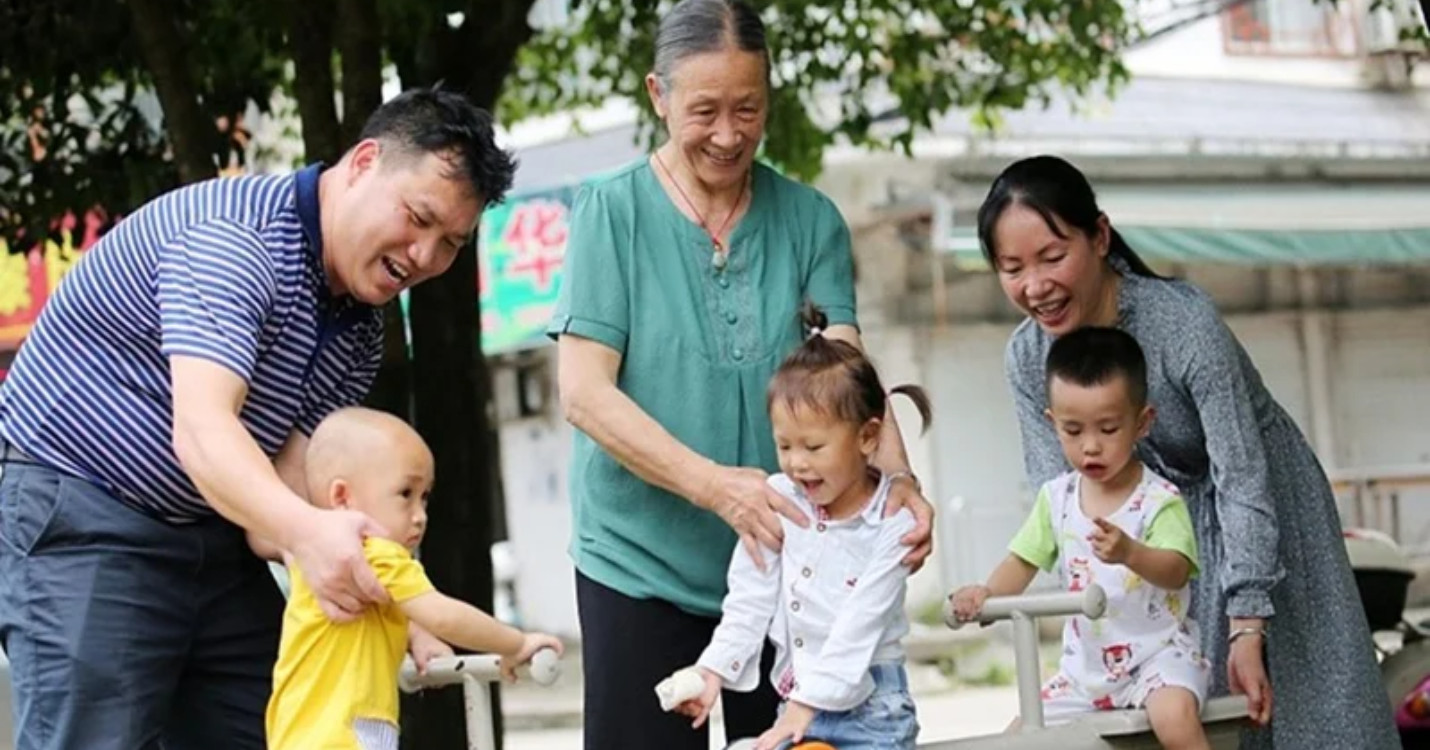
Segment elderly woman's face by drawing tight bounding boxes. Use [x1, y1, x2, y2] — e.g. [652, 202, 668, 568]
[649, 47, 768, 191]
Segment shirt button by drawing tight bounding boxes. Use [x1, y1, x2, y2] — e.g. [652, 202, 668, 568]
[791, 601, 801, 612]
[732, 660, 741, 670]
[724, 311, 737, 324]
[802, 567, 812, 578]
[795, 638, 804, 648]
[817, 523, 827, 532]
[732, 348, 745, 361]
[718, 277, 730, 289]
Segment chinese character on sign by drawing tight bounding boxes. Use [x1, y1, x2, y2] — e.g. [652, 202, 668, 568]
[502, 200, 569, 293]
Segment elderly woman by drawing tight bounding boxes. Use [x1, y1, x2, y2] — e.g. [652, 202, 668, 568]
[548, 1, 934, 747]
[980, 154, 1397, 748]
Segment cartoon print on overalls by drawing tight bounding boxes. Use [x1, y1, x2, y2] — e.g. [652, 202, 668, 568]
[1042, 674, 1073, 700]
[1102, 644, 1133, 680]
[1043, 468, 1207, 716]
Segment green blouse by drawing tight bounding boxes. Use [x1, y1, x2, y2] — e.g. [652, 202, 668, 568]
[548, 158, 858, 617]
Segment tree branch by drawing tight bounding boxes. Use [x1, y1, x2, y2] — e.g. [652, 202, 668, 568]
[125, 0, 213, 184]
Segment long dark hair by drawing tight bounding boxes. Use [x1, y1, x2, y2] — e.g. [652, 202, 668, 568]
[768, 302, 932, 434]
[976, 155, 1165, 279]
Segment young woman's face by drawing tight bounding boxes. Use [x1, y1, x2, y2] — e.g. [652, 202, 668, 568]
[646, 47, 768, 194]
[990, 202, 1113, 337]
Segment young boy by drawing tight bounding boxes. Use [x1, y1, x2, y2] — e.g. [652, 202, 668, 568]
[950, 327, 1211, 750]
[264, 407, 562, 750]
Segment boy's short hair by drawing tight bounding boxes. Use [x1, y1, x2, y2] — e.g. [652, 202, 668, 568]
[1045, 327, 1149, 407]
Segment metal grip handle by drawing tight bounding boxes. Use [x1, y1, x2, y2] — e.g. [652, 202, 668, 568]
[944, 585, 1107, 629]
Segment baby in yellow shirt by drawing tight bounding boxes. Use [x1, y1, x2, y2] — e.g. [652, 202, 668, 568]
[264, 407, 562, 750]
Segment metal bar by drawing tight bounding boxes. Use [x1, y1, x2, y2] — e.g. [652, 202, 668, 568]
[943, 586, 1108, 629]
[399, 648, 561, 692]
[1011, 611, 1045, 731]
[464, 674, 495, 750]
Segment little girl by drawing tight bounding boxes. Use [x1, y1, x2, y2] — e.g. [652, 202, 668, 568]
[663, 303, 932, 750]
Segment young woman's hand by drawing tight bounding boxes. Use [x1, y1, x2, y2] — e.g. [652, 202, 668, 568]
[1226, 619, 1273, 725]
[949, 585, 992, 623]
[675, 668, 724, 729]
[755, 701, 817, 750]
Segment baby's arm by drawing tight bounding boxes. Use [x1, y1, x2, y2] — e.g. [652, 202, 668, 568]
[1123, 542, 1192, 590]
[949, 555, 1038, 621]
[399, 592, 560, 675]
[952, 486, 1055, 621]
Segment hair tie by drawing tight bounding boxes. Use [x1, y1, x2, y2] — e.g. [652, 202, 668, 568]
[806, 326, 823, 339]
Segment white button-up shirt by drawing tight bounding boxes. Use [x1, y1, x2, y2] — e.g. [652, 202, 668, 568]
[697, 473, 915, 711]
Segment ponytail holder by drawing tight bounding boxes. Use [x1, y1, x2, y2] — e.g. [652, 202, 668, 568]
[806, 326, 823, 339]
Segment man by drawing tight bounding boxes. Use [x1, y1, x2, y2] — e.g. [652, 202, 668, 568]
[0, 87, 515, 750]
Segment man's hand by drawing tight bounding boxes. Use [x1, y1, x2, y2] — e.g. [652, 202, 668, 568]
[408, 622, 453, 675]
[288, 506, 391, 622]
[675, 668, 724, 729]
[755, 701, 818, 750]
[702, 466, 809, 571]
[1227, 619, 1273, 726]
[884, 475, 934, 571]
[1088, 517, 1135, 565]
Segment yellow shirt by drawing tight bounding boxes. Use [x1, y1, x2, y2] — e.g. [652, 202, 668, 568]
[266, 537, 435, 750]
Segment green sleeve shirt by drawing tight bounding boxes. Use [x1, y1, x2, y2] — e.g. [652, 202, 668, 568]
[547, 159, 858, 617]
[1008, 486, 1200, 576]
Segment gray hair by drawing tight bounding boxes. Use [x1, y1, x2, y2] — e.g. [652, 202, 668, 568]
[652, 0, 770, 93]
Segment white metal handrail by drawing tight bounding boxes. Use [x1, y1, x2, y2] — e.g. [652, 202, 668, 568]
[944, 586, 1108, 731]
[397, 648, 562, 750]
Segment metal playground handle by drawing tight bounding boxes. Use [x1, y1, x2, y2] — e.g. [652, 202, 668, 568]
[943, 586, 1108, 731]
[398, 648, 563, 750]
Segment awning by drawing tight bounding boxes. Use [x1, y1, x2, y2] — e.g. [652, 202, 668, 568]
[936, 183, 1430, 268]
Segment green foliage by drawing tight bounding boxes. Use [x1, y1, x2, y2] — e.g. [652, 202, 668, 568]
[502, 0, 1136, 180]
[0, 0, 289, 244]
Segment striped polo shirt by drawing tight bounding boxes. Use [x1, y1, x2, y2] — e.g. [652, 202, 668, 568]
[0, 164, 384, 522]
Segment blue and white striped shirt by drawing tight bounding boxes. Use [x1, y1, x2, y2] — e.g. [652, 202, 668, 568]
[0, 164, 384, 522]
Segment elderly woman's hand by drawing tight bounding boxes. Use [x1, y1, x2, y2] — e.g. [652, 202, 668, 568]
[884, 476, 935, 571]
[700, 466, 809, 572]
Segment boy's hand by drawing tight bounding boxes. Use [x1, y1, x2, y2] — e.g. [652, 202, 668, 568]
[1089, 517, 1136, 565]
[949, 584, 991, 623]
[499, 632, 564, 683]
[755, 701, 817, 750]
[407, 622, 453, 675]
[675, 668, 724, 729]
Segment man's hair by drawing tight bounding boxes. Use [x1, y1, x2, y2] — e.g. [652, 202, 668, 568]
[1045, 327, 1149, 407]
[357, 86, 517, 207]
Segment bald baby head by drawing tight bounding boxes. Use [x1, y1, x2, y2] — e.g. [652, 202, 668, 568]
[306, 407, 434, 549]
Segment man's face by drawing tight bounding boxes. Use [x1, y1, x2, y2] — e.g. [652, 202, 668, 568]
[327, 144, 484, 305]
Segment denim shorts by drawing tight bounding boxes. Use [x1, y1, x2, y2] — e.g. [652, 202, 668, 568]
[774, 662, 919, 750]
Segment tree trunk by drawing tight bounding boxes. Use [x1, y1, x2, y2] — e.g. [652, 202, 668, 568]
[402, 244, 499, 750]
[286, 0, 343, 164]
[125, 0, 214, 184]
[364, 300, 412, 422]
[335, 0, 383, 148]
[397, 7, 535, 747]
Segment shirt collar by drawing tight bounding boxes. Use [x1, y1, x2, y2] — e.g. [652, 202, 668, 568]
[294, 162, 337, 299]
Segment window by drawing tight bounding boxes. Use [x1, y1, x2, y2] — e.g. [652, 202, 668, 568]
[1222, 0, 1361, 57]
